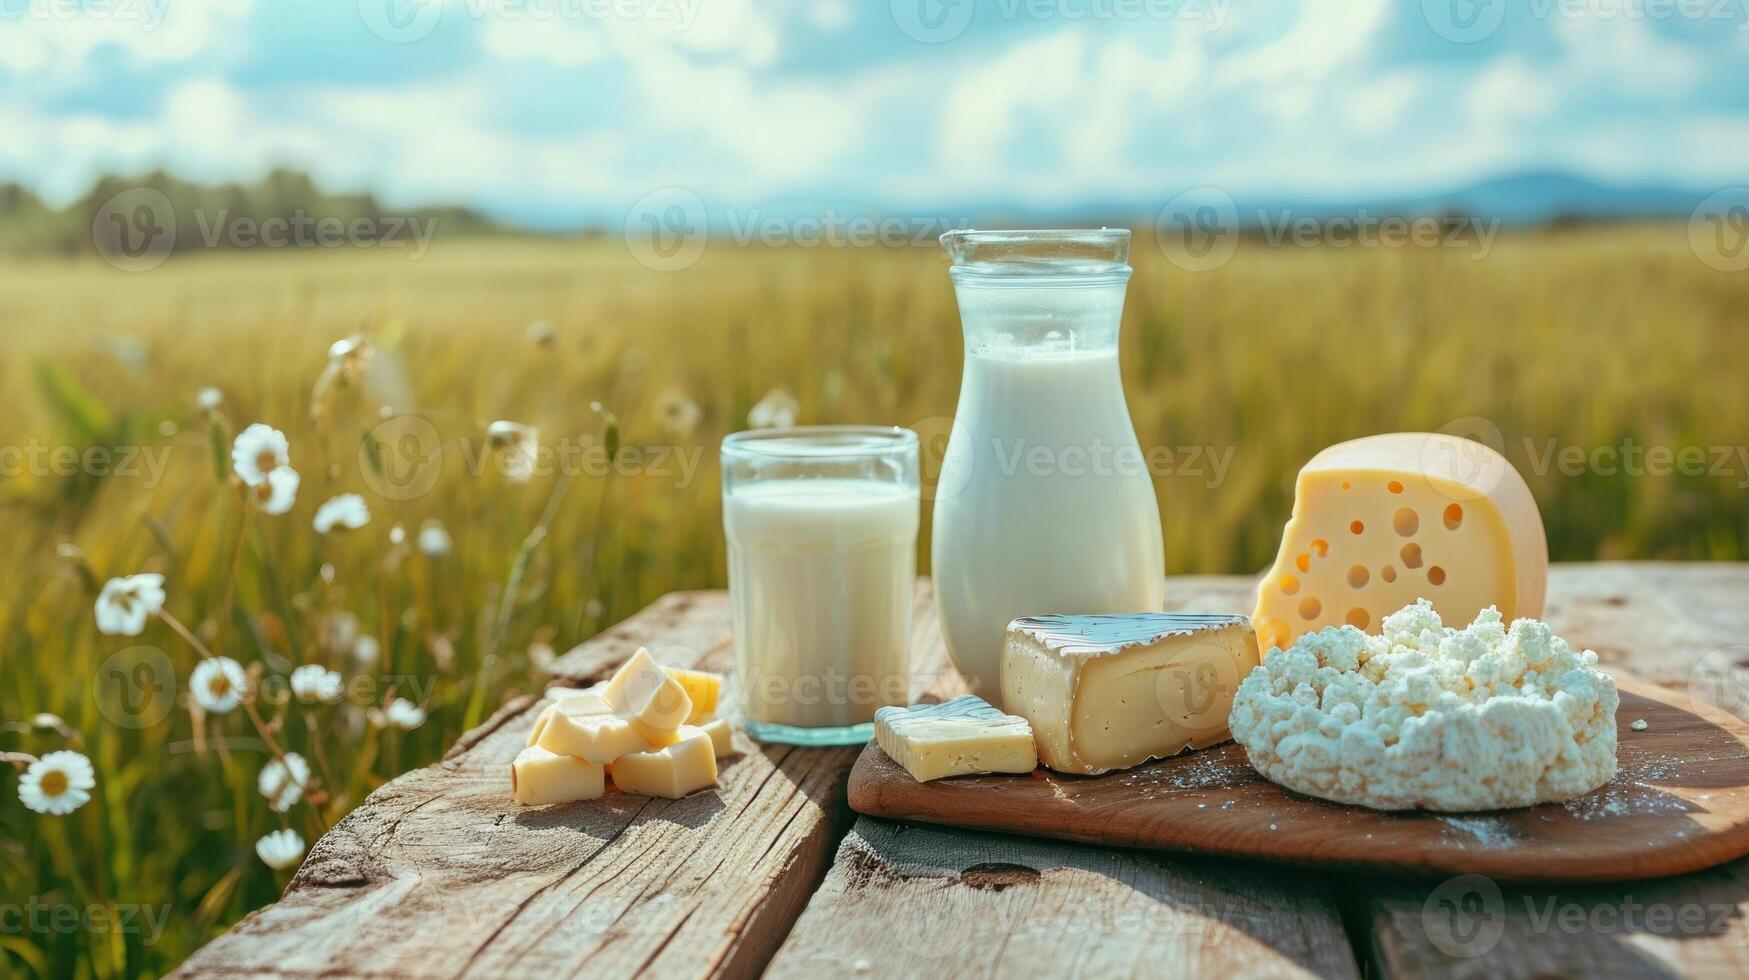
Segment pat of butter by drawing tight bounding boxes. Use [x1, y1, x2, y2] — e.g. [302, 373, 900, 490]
[610, 726, 718, 798]
[1252, 432, 1547, 651]
[1003, 613, 1259, 775]
[537, 708, 651, 764]
[603, 648, 693, 733]
[874, 696, 1037, 782]
[511, 746, 605, 805]
[664, 667, 722, 724]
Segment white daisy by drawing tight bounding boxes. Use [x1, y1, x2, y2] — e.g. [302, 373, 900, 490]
[191, 657, 248, 715]
[748, 388, 799, 429]
[655, 389, 701, 437]
[231, 423, 291, 486]
[383, 698, 426, 731]
[197, 387, 223, 411]
[255, 828, 306, 870]
[17, 751, 96, 816]
[417, 520, 452, 557]
[486, 421, 539, 483]
[93, 573, 166, 636]
[289, 665, 343, 704]
[252, 466, 300, 516]
[313, 494, 371, 534]
[258, 753, 311, 813]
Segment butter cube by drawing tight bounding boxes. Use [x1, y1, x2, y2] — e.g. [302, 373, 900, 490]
[874, 696, 1037, 782]
[537, 708, 651, 765]
[603, 648, 692, 733]
[664, 667, 722, 724]
[609, 726, 718, 798]
[698, 716, 735, 758]
[511, 746, 605, 805]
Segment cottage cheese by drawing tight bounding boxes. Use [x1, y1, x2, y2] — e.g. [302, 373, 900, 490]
[1229, 599, 1617, 812]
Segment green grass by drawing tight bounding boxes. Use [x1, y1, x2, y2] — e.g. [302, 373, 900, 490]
[1, 225, 1745, 976]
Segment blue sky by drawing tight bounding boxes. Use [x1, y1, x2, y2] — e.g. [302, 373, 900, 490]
[2, 0, 1746, 227]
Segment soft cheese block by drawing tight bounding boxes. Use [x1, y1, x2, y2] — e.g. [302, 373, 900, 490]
[874, 696, 1038, 782]
[537, 707, 653, 764]
[1252, 433, 1548, 652]
[664, 667, 721, 724]
[610, 726, 718, 798]
[511, 746, 605, 805]
[1002, 614, 1260, 775]
[603, 648, 693, 733]
[698, 716, 735, 758]
[527, 684, 611, 746]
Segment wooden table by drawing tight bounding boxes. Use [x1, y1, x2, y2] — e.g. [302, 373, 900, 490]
[175, 563, 1749, 978]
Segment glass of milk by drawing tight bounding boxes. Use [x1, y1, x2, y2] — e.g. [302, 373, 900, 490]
[722, 426, 920, 745]
[931, 229, 1166, 703]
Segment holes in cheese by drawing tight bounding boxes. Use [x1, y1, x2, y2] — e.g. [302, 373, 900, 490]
[1252, 433, 1547, 650]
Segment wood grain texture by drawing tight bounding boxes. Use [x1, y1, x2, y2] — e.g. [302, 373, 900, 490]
[849, 673, 1749, 882]
[173, 590, 868, 979]
[765, 817, 1360, 979]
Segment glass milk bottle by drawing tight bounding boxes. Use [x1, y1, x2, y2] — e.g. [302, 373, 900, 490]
[931, 229, 1165, 701]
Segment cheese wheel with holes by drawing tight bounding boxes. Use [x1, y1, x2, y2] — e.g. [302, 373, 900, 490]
[1252, 433, 1547, 651]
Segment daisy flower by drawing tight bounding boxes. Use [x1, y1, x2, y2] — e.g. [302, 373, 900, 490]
[313, 494, 371, 534]
[255, 828, 306, 870]
[382, 698, 426, 731]
[197, 387, 224, 411]
[748, 388, 799, 429]
[486, 421, 539, 483]
[258, 753, 311, 813]
[253, 466, 300, 516]
[191, 657, 248, 715]
[417, 520, 452, 557]
[231, 423, 291, 485]
[17, 751, 96, 816]
[289, 665, 343, 704]
[93, 573, 166, 636]
[655, 389, 701, 438]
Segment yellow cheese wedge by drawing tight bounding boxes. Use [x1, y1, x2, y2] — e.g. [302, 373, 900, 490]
[609, 726, 718, 798]
[511, 746, 605, 805]
[664, 667, 722, 724]
[536, 708, 651, 765]
[1253, 433, 1548, 651]
[602, 648, 693, 733]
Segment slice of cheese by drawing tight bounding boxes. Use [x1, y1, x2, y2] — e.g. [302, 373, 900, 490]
[511, 746, 605, 805]
[602, 648, 693, 733]
[1002, 614, 1259, 775]
[609, 726, 718, 798]
[664, 667, 721, 724]
[873, 696, 1038, 782]
[536, 708, 652, 765]
[1252, 433, 1547, 652]
[698, 716, 735, 758]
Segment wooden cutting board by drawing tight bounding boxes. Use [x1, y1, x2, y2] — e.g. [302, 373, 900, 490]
[848, 672, 1749, 883]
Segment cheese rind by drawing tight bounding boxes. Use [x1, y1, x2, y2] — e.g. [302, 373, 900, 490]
[1253, 432, 1547, 652]
[511, 746, 605, 805]
[609, 726, 718, 798]
[1002, 614, 1260, 775]
[874, 696, 1038, 782]
[602, 648, 693, 733]
[664, 667, 722, 724]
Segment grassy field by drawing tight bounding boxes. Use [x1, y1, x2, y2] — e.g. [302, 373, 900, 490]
[2, 226, 1746, 976]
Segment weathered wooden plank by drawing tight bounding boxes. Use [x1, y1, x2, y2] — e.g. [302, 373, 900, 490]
[171, 589, 907, 979]
[765, 817, 1361, 979]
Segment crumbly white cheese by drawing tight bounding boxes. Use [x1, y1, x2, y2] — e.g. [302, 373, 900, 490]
[1228, 599, 1617, 812]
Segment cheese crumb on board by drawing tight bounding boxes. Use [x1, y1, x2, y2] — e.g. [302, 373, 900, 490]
[1252, 433, 1548, 652]
[874, 696, 1038, 782]
[511, 746, 605, 805]
[1630, 719, 1648, 732]
[1002, 614, 1260, 775]
[610, 726, 718, 798]
[1229, 599, 1617, 812]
